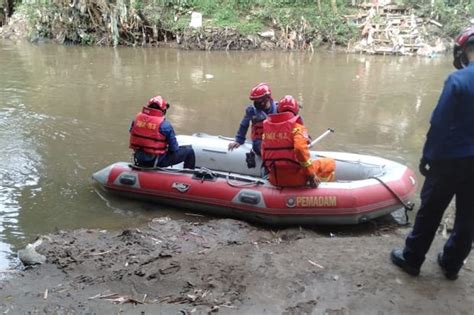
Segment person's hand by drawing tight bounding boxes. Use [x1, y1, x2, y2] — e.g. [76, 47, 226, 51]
[418, 158, 431, 177]
[307, 174, 321, 188]
[228, 141, 241, 151]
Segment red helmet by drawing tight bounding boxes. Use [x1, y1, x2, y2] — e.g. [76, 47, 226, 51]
[147, 95, 169, 111]
[277, 95, 299, 115]
[249, 83, 272, 101]
[453, 27, 474, 69]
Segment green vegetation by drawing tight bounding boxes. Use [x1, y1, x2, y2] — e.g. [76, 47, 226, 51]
[394, 0, 472, 37]
[137, 0, 358, 44]
[2, 0, 472, 47]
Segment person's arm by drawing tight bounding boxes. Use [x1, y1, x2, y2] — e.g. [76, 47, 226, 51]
[293, 127, 315, 176]
[422, 75, 458, 160]
[229, 106, 253, 151]
[293, 127, 320, 187]
[160, 120, 179, 152]
[235, 106, 253, 144]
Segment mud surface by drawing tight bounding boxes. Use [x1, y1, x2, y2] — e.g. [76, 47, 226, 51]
[1, 216, 473, 314]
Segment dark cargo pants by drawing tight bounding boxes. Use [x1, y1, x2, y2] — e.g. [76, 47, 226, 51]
[403, 157, 474, 273]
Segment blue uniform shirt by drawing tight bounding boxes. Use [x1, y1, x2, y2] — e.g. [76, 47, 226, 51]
[235, 100, 277, 145]
[423, 61, 474, 160]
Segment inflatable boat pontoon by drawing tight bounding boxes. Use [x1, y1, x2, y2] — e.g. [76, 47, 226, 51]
[93, 133, 416, 225]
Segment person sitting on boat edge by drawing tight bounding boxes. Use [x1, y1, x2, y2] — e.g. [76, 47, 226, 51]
[227, 82, 278, 157]
[261, 95, 335, 188]
[129, 95, 195, 169]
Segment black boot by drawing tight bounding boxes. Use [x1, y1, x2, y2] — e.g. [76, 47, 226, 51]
[437, 252, 459, 281]
[390, 249, 420, 276]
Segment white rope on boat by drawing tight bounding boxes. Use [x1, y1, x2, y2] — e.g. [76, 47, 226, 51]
[225, 173, 265, 187]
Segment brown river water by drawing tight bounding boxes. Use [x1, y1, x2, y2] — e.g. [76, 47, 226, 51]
[0, 41, 452, 269]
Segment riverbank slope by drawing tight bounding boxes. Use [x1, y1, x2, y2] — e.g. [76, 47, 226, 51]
[1, 1, 472, 55]
[1, 217, 472, 314]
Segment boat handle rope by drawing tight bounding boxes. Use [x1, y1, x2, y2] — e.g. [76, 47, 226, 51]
[226, 173, 265, 187]
[129, 163, 265, 187]
[194, 167, 217, 182]
[369, 176, 414, 226]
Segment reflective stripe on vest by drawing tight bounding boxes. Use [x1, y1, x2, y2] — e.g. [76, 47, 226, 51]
[129, 106, 168, 155]
[262, 112, 304, 170]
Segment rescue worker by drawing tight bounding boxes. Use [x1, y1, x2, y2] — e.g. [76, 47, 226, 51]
[391, 27, 474, 280]
[129, 95, 195, 169]
[228, 82, 277, 156]
[261, 95, 335, 188]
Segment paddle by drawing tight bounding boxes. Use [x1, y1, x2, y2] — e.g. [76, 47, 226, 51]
[308, 128, 334, 149]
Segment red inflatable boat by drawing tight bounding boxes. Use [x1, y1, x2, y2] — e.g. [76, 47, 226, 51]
[93, 134, 416, 225]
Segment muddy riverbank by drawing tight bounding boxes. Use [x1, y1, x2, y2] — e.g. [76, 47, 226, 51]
[1, 1, 467, 56]
[1, 215, 472, 314]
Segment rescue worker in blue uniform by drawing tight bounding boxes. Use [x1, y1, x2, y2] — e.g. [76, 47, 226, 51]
[129, 95, 195, 169]
[391, 27, 474, 280]
[228, 82, 277, 156]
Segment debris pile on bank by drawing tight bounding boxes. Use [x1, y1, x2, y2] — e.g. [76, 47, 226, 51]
[178, 27, 264, 50]
[347, 3, 448, 56]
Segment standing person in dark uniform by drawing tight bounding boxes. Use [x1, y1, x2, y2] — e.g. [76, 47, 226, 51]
[391, 27, 474, 280]
[228, 82, 277, 157]
[129, 95, 195, 169]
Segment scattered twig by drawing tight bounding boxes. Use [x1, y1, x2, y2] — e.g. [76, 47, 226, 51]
[89, 249, 113, 256]
[219, 304, 237, 309]
[88, 292, 118, 300]
[308, 259, 324, 269]
[429, 19, 443, 27]
[43, 289, 48, 300]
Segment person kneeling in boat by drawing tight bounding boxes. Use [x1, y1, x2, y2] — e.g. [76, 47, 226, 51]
[228, 82, 278, 158]
[129, 95, 195, 169]
[261, 95, 335, 188]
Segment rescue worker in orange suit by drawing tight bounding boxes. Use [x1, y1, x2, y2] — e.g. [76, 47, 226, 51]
[228, 83, 277, 157]
[261, 95, 335, 188]
[129, 95, 195, 169]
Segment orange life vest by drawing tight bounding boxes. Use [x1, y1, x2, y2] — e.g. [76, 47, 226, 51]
[129, 106, 168, 155]
[262, 112, 305, 172]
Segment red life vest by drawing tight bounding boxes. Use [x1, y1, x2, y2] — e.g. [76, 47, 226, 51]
[250, 102, 277, 141]
[129, 106, 168, 155]
[251, 120, 264, 141]
[262, 112, 305, 171]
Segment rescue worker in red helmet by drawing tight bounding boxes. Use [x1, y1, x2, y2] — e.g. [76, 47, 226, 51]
[261, 95, 335, 188]
[129, 95, 195, 169]
[391, 27, 474, 280]
[228, 83, 277, 157]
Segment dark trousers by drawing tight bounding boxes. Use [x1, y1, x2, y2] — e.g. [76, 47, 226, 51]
[252, 140, 262, 157]
[403, 157, 474, 273]
[134, 146, 195, 169]
[158, 145, 195, 169]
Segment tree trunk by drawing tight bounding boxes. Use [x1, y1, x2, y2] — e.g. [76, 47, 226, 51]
[317, 0, 321, 12]
[6, 0, 14, 17]
[331, 0, 337, 14]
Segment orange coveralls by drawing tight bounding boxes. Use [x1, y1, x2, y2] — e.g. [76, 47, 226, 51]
[267, 122, 335, 187]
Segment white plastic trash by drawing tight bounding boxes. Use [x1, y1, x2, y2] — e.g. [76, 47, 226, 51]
[190, 12, 202, 28]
